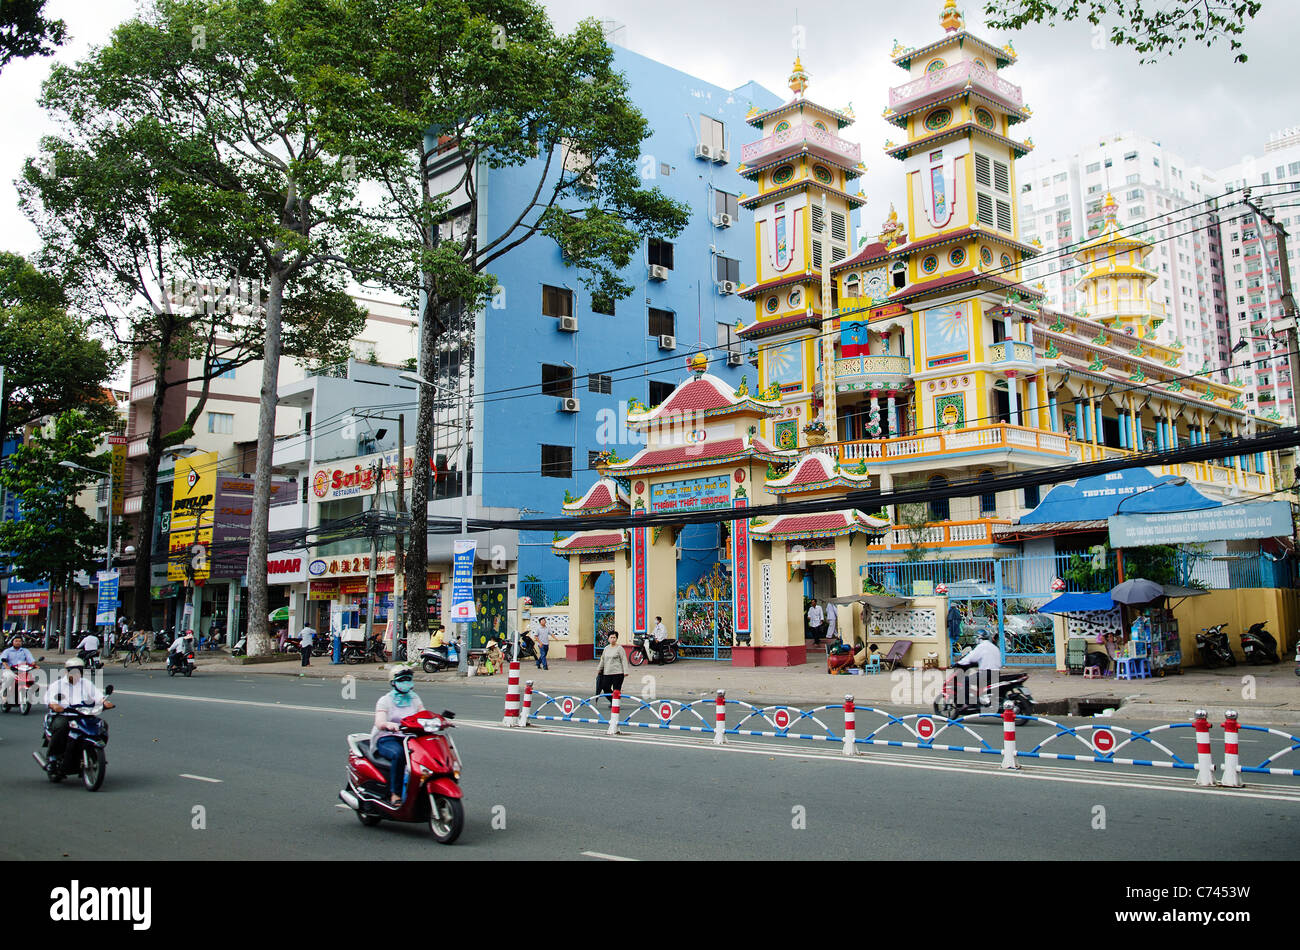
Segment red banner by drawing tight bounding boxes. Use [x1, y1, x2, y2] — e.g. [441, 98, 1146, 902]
[6, 591, 49, 616]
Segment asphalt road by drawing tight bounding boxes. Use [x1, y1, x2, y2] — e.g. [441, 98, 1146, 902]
[2, 668, 1298, 860]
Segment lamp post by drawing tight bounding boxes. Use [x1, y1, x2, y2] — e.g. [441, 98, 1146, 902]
[59, 459, 113, 642]
[355, 413, 407, 658]
[400, 371, 470, 674]
[1113, 477, 1188, 583]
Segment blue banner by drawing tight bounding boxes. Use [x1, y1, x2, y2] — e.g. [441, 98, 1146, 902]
[95, 570, 120, 626]
[450, 540, 477, 623]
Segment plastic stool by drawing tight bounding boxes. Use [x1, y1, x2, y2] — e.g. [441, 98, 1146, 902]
[865, 655, 881, 674]
[1116, 657, 1151, 680]
[1083, 666, 1100, 679]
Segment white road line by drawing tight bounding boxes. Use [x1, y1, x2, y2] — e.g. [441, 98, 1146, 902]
[581, 851, 638, 861]
[114, 689, 1300, 802]
[180, 774, 222, 783]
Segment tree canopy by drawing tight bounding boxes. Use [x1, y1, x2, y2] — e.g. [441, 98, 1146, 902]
[0, 0, 66, 72]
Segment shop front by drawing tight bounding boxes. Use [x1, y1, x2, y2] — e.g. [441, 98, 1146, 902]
[305, 550, 445, 648]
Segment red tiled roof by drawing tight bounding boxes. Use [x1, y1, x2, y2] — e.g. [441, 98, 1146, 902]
[738, 271, 817, 300]
[832, 242, 892, 272]
[655, 378, 736, 416]
[761, 513, 853, 535]
[737, 311, 821, 339]
[790, 456, 836, 485]
[583, 483, 613, 508]
[896, 227, 1038, 257]
[889, 271, 1043, 305]
[554, 532, 627, 552]
[622, 438, 745, 468]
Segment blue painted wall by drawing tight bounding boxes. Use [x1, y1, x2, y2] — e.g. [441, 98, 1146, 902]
[478, 47, 781, 584]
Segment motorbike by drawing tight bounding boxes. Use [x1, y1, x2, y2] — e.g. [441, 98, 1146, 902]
[1240, 621, 1279, 665]
[22, 630, 44, 649]
[1196, 624, 1237, 668]
[167, 648, 196, 677]
[77, 648, 104, 672]
[231, 636, 247, 657]
[2, 658, 42, 714]
[934, 665, 1034, 724]
[629, 634, 678, 666]
[421, 642, 460, 673]
[342, 637, 388, 665]
[514, 633, 537, 662]
[311, 637, 331, 658]
[1294, 636, 1299, 678]
[339, 709, 464, 844]
[154, 628, 175, 650]
[33, 685, 115, 791]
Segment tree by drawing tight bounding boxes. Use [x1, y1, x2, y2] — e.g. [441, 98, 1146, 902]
[0, 410, 109, 642]
[0, 252, 119, 435]
[0, 0, 66, 72]
[983, 0, 1262, 63]
[18, 3, 365, 635]
[290, 0, 691, 644]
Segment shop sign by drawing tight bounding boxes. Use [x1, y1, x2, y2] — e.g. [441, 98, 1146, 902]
[308, 580, 339, 601]
[306, 553, 398, 578]
[450, 540, 477, 622]
[95, 571, 120, 626]
[1108, 500, 1293, 547]
[650, 474, 731, 513]
[168, 451, 217, 582]
[266, 549, 309, 584]
[309, 447, 416, 503]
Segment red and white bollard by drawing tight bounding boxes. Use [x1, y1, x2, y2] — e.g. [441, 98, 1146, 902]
[607, 688, 621, 736]
[842, 695, 856, 756]
[1194, 709, 1215, 786]
[503, 661, 521, 727]
[1001, 701, 1019, 770]
[521, 680, 533, 728]
[1220, 710, 1243, 787]
[713, 689, 726, 746]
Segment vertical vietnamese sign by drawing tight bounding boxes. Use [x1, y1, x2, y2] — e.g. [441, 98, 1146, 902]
[95, 570, 119, 626]
[450, 540, 477, 622]
[107, 435, 127, 516]
[168, 451, 217, 582]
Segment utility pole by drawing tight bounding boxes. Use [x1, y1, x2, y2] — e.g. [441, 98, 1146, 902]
[394, 415, 405, 658]
[364, 457, 380, 647]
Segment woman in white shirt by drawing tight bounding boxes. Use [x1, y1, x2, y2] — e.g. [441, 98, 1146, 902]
[372, 668, 426, 804]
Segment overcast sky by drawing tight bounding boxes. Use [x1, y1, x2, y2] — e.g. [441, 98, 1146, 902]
[1, 0, 1294, 254]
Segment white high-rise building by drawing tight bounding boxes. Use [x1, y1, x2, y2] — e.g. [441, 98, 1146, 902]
[1018, 132, 1228, 380]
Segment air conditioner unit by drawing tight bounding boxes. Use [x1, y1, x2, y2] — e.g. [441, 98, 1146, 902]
[659, 334, 677, 351]
[717, 280, 737, 295]
[558, 315, 578, 332]
[648, 264, 668, 281]
[713, 213, 733, 228]
[559, 397, 581, 413]
[726, 351, 743, 367]
[694, 143, 713, 161]
[714, 148, 729, 164]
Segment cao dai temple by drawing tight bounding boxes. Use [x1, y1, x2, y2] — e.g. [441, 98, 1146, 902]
[549, 0, 1283, 667]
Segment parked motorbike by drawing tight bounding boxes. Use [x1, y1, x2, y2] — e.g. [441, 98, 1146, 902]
[33, 685, 115, 791]
[2, 658, 42, 714]
[167, 649, 196, 677]
[1240, 621, 1280, 665]
[231, 636, 247, 657]
[342, 636, 388, 665]
[22, 630, 44, 649]
[421, 643, 459, 673]
[1196, 624, 1237, 668]
[514, 633, 537, 662]
[339, 709, 464, 844]
[154, 628, 174, 650]
[629, 634, 678, 666]
[310, 637, 331, 657]
[934, 665, 1034, 724]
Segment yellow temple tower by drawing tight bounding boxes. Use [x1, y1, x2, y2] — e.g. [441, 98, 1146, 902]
[735, 57, 866, 451]
[1073, 192, 1165, 342]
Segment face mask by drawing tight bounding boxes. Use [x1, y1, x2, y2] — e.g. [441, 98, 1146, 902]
[389, 682, 414, 707]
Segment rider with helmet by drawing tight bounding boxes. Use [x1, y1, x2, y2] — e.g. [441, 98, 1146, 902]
[372, 668, 426, 804]
[44, 658, 113, 775]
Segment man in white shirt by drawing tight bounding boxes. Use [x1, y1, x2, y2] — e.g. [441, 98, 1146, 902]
[534, 617, 550, 671]
[955, 632, 1002, 706]
[76, 632, 101, 665]
[1, 633, 37, 704]
[299, 624, 317, 668]
[649, 616, 667, 663]
[806, 601, 825, 645]
[44, 658, 113, 775]
[167, 629, 195, 673]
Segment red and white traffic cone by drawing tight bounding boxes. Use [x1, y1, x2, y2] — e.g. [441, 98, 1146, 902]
[713, 689, 726, 746]
[502, 661, 521, 727]
[521, 680, 533, 728]
[843, 695, 856, 756]
[607, 688, 621, 736]
[1001, 701, 1019, 770]
[1220, 710, 1243, 787]
[1194, 709, 1215, 786]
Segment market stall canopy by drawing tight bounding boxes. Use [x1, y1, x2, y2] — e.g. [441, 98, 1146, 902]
[1109, 578, 1166, 605]
[268, 607, 289, 622]
[1019, 470, 1218, 525]
[827, 594, 913, 609]
[1160, 585, 1210, 600]
[1040, 591, 1114, 614]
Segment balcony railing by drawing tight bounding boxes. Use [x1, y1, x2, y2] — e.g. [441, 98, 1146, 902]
[130, 378, 156, 402]
[127, 434, 149, 459]
[828, 422, 1071, 465]
[867, 518, 1014, 551]
[1070, 440, 1275, 493]
[986, 341, 1035, 366]
[888, 60, 1023, 114]
[740, 121, 862, 167]
[833, 354, 912, 384]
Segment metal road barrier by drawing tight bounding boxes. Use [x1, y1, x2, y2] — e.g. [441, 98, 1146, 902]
[515, 683, 1298, 786]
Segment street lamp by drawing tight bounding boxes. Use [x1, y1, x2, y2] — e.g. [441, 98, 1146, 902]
[401, 371, 471, 674]
[60, 460, 114, 642]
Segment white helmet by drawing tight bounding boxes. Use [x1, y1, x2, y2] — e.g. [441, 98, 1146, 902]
[65, 657, 85, 671]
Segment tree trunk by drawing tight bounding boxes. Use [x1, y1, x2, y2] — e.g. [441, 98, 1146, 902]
[131, 322, 175, 632]
[245, 270, 285, 657]
[403, 290, 441, 636]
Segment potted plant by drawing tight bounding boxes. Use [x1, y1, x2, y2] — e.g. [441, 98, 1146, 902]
[802, 419, 829, 446]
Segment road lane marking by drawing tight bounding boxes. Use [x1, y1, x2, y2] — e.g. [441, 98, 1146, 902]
[581, 851, 637, 861]
[180, 774, 222, 783]
[112, 689, 1300, 803]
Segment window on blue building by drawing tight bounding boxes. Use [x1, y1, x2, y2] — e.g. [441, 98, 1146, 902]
[541, 364, 573, 398]
[648, 307, 675, 338]
[649, 380, 674, 406]
[588, 374, 612, 394]
[541, 445, 572, 479]
[542, 285, 572, 318]
[648, 239, 674, 270]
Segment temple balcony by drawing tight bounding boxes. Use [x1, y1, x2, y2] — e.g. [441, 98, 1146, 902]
[833, 354, 912, 391]
[865, 518, 1015, 552]
[1070, 441, 1275, 494]
[888, 60, 1023, 115]
[828, 422, 1072, 466]
[986, 340, 1036, 372]
[739, 121, 862, 169]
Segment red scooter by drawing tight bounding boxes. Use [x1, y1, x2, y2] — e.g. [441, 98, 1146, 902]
[339, 710, 465, 844]
[934, 666, 1035, 724]
[2, 661, 41, 715]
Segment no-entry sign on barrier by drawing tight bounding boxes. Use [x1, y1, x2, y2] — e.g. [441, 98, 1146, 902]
[917, 716, 935, 740]
[773, 709, 790, 730]
[1093, 729, 1116, 754]
[561, 698, 575, 715]
[659, 702, 672, 721]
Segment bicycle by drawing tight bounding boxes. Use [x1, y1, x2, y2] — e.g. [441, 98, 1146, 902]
[122, 644, 153, 668]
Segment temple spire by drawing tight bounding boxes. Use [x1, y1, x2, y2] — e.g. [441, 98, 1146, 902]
[788, 56, 809, 97]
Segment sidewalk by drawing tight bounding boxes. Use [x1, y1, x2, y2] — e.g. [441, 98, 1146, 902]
[192, 646, 1300, 727]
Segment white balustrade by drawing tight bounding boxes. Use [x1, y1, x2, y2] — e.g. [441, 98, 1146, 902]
[740, 122, 862, 166]
[888, 60, 1023, 112]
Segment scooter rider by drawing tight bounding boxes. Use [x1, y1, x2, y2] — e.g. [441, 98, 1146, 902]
[649, 616, 667, 663]
[75, 631, 101, 666]
[372, 668, 427, 805]
[1, 633, 37, 703]
[44, 658, 113, 775]
[168, 629, 196, 672]
[955, 631, 1002, 706]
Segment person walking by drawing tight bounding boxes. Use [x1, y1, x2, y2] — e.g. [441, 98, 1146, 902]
[299, 623, 316, 668]
[595, 631, 629, 707]
[825, 603, 838, 643]
[806, 600, 825, 645]
[534, 617, 550, 671]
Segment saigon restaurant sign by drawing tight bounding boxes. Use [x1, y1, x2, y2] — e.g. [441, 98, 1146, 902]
[311, 448, 417, 503]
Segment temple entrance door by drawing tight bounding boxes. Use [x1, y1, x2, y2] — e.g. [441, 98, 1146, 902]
[591, 572, 615, 657]
[674, 564, 733, 661]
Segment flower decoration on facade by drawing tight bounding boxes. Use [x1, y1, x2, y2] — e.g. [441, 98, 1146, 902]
[689, 351, 709, 377]
[1199, 359, 1212, 374]
[935, 583, 949, 595]
[1232, 376, 1245, 388]
[1129, 367, 1146, 382]
[1044, 341, 1060, 359]
[1131, 345, 1145, 358]
[1172, 339, 1184, 350]
[1164, 354, 1181, 367]
[891, 38, 905, 57]
[1050, 315, 1068, 332]
[1166, 381, 1183, 392]
[563, 488, 577, 504]
[1092, 331, 1109, 345]
[734, 374, 749, 397]
[1023, 137, 1034, 149]
[1089, 356, 1105, 371]
[1021, 104, 1033, 116]
[761, 381, 781, 401]
[1051, 577, 1066, 592]
[802, 419, 828, 435]
[1231, 396, 1246, 409]
[627, 397, 646, 414]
